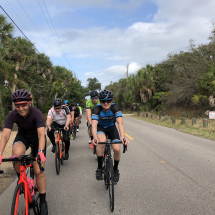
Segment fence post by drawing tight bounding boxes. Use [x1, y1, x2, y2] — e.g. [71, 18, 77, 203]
[146, 113, 148, 117]
[203, 119, 208, 128]
[192, 118, 196, 125]
[172, 116, 175, 124]
[181, 117, 185, 125]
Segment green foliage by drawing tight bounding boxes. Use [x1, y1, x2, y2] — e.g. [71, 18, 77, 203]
[87, 77, 101, 92]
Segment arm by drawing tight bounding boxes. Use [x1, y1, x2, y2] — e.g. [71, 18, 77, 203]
[0, 128, 12, 155]
[65, 114, 71, 129]
[86, 109, 92, 125]
[71, 111, 74, 123]
[116, 117, 129, 146]
[37, 127, 46, 151]
[92, 119, 98, 145]
[46, 117, 52, 131]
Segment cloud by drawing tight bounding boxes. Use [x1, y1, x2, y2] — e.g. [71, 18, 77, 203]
[106, 56, 129, 61]
[85, 72, 94, 76]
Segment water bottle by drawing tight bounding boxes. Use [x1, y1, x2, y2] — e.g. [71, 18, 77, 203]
[27, 178, 35, 196]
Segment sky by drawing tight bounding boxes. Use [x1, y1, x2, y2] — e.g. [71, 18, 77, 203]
[1, 0, 215, 88]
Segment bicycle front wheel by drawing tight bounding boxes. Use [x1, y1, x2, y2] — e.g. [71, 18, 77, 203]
[55, 142, 60, 175]
[108, 158, 114, 212]
[11, 182, 28, 215]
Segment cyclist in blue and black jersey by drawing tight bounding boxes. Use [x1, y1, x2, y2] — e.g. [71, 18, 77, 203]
[91, 90, 129, 183]
[64, 100, 74, 138]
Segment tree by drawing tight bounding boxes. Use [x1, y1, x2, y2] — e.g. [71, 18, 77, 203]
[86, 77, 101, 92]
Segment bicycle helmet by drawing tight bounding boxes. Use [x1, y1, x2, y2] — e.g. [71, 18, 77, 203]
[99, 90, 113, 100]
[11, 89, 32, 102]
[77, 103, 79, 106]
[53, 98, 62, 107]
[73, 102, 77, 106]
[90, 90, 98, 97]
[64, 100, 70, 105]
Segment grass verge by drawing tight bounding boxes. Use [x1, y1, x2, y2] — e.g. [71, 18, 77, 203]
[128, 113, 215, 141]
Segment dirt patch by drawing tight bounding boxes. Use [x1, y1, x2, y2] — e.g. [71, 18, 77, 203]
[0, 131, 18, 194]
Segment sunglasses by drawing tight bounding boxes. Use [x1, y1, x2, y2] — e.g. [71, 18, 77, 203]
[54, 107, 61, 110]
[92, 97, 98, 100]
[15, 102, 29, 108]
[101, 100, 112, 104]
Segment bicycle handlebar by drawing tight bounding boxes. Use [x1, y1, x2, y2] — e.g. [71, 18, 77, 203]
[95, 139, 127, 153]
[2, 154, 44, 172]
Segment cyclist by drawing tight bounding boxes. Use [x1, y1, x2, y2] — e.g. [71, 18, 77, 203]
[0, 89, 48, 214]
[46, 98, 71, 160]
[64, 100, 74, 139]
[86, 91, 100, 148]
[77, 103, 82, 123]
[91, 90, 129, 183]
[72, 102, 80, 132]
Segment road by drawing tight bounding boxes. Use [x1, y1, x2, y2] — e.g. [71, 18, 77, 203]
[1, 115, 215, 214]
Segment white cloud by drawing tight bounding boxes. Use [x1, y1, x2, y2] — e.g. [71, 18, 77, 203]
[85, 72, 94, 76]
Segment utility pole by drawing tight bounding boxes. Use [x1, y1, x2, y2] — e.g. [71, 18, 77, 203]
[126, 63, 129, 82]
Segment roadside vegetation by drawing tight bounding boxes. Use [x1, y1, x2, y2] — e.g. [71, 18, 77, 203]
[106, 25, 215, 121]
[0, 14, 89, 129]
[129, 112, 215, 141]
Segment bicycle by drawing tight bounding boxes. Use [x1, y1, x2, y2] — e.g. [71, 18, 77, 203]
[54, 128, 66, 175]
[72, 120, 77, 140]
[96, 138, 127, 212]
[1, 151, 44, 215]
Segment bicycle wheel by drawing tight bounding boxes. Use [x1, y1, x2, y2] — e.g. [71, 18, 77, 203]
[108, 158, 114, 212]
[11, 182, 28, 215]
[55, 142, 60, 175]
[32, 184, 40, 215]
[104, 158, 109, 190]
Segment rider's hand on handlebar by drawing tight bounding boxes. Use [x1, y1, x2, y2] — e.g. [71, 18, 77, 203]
[37, 152, 46, 168]
[46, 125, 51, 132]
[92, 138, 98, 146]
[121, 137, 129, 146]
[64, 126, 69, 131]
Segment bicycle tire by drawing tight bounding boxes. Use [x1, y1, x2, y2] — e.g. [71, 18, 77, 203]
[104, 158, 109, 190]
[108, 158, 114, 212]
[55, 142, 60, 175]
[32, 184, 40, 215]
[11, 182, 28, 215]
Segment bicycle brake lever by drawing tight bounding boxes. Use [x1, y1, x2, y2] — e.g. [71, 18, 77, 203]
[36, 155, 45, 172]
[123, 144, 127, 153]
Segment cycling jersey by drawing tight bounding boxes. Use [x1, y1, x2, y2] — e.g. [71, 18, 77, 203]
[86, 99, 100, 115]
[78, 106, 82, 115]
[91, 103, 122, 128]
[4, 107, 45, 137]
[47, 105, 70, 125]
[68, 105, 74, 112]
[73, 107, 80, 118]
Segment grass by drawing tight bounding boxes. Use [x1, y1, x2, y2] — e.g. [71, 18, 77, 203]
[127, 112, 215, 141]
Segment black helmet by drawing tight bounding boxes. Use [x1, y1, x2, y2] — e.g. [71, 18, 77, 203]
[73, 102, 77, 106]
[99, 90, 113, 100]
[53, 98, 62, 107]
[90, 90, 98, 97]
[12, 89, 32, 102]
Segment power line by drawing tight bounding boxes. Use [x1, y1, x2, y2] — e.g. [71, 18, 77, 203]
[16, 0, 64, 65]
[0, 5, 40, 53]
[42, 0, 75, 73]
[5, 0, 45, 53]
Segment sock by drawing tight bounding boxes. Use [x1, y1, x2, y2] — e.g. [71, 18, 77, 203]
[40, 193, 46, 204]
[97, 156, 103, 169]
[114, 160, 119, 170]
[77, 126, 79, 129]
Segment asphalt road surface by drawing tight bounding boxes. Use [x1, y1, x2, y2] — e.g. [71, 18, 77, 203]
[1, 115, 215, 214]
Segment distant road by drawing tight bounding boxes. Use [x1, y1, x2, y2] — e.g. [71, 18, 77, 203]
[1, 115, 215, 214]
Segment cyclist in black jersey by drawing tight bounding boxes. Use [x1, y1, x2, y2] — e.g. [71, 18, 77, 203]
[64, 100, 74, 138]
[92, 90, 129, 182]
[72, 102, 80, 132]
[0, 89, 48, 214]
